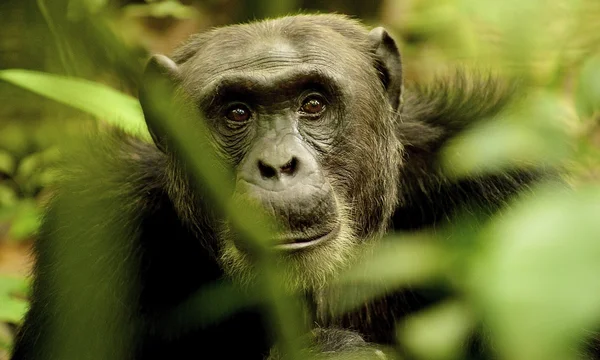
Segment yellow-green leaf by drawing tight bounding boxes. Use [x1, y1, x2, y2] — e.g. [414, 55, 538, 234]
[0, 69, 150, 141]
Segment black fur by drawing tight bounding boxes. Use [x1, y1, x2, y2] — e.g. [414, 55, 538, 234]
[12, 14, 549, 360]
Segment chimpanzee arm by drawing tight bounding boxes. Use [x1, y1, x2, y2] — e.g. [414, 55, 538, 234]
[10, 132, 156, 359]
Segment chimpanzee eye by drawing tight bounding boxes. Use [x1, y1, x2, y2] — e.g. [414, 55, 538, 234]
[226, 105, 251, 122]
[300, 97, 325, 115]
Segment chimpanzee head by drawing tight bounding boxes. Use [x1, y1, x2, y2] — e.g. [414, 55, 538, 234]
[141, 15, 403, 291]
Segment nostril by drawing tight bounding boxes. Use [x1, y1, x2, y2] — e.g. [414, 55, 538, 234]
[257, 157, 298, 180]
[280, 157, 298, 176]
[258, 160, 277, 179]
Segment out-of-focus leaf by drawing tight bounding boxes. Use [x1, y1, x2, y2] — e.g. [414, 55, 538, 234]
[0, 275, 29, 324]
[471, 184, 600, 360]
[0, 125, 28, 158]
[164, 281, 263, 332]
[398, 301, 474, 360]
[402, 3, 459, 35]
[576, 55, 600, 120]
[0, 185, 18, 209]
[0, 70, 150, 141]
[67, 0, 109, 20]
[8, 200, 42, 240]
[34, 168, 61, 189]
[123, 1, 198, 19]
[0, 150, 16, 176]
[441, 91, 571, 178]
[327, 235, 447, 314]
[0, 323, 13, 354]
[15, 147, 60, 195]
[341, 235, 446, 285]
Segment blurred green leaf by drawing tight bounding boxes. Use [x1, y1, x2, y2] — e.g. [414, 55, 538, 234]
[0, 125, 29, 158]
[398, 301, 474, 360]
[0, 70, 150, 141]
[341, 235, 446, 285]
[327, 235, 447, 314]
[442, 91, 571, 178]
[9, 199, 42, 240]
[0, 185, 18, 208]
[34, 168, 61, 190]
[0, 275, 29, 324]
[164, 281, 263, 332]
[472, 184, 600, 360]
[36, 0, 77, 75]
[576, 55, 600, 120]
[123, 1, 198, 19]
[0, 150, 16, 176]
[0, 199, 42, 240]
[67, 0, 109, 20]
[0, 324, 13, 355]
[15, 148, 60, 195]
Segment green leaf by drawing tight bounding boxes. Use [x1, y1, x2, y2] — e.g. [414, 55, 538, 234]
[123, 1, 198, 19]
[0, 125, 28, 158]
[398, 301, 474, 360]
[9, 200, 42, 240]
[576, 55, 600, 119]
[325, 235, 447, 315]
[0, 185, 18, 209]
[0, 69, 151, 141]
[67, 0, 109, 20]
[472, 184, 600, 360]
[0, 150, 16, 176]
[15, 147, 61, 196]
[441, 91, 570, 178]
[0, 276, 29, 324]
[340, 235, 446, 285]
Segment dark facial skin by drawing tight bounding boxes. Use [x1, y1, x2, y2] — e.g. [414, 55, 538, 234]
[201, 50, 342, 249]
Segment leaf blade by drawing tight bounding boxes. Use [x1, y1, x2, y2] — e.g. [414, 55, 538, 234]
[0, 69, 150, 141]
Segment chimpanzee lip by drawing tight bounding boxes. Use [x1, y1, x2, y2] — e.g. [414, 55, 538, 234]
[272, 222, 340, 251]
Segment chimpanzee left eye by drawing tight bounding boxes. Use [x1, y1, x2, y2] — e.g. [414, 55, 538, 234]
[225, 104, 252, 123]
[300, 97, 325, 115]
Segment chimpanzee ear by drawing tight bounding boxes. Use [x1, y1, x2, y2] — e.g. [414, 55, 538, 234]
[139, 54, 181, 151]
[369, 27, 403, 111]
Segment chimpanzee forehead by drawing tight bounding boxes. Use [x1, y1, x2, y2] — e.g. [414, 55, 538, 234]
[204, 40, 331, 72]
[178, 21, 374, 90]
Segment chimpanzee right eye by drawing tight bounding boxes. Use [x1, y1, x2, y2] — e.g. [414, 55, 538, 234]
[226, 104, 251, 122]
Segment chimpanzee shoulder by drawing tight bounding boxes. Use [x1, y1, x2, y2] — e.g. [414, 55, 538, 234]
[393, 72, 544, 230]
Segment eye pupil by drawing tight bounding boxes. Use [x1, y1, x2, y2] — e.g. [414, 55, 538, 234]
[227, 106, 250, 122]
[302, 98, 324, 114]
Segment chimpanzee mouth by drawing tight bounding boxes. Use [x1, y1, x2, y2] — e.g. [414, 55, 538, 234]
[231, 179, 341, 253]
[272, 221, 341, 251]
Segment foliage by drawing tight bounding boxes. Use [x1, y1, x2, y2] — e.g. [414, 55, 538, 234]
[0, 147, 58, 242]
[0, 70, 150, 141]
[0, 276, 28, 324]
[1, 0, 600, 359]
[122, 0, 198, 19]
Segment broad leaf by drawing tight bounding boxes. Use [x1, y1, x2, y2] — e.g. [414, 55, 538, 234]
[473, 184, 600, 360]
[576, 55, 600, 119]
[0, 69, 151, 141]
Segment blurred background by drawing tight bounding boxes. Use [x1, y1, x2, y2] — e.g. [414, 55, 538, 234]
[1, 0, 600, 359]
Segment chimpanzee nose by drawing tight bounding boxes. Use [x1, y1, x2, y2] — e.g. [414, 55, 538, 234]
[239, 134, 320, 191]
[257, 157, 299, 179]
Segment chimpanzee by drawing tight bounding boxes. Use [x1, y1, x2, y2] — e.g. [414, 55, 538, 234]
[11, 14, 553, 360]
